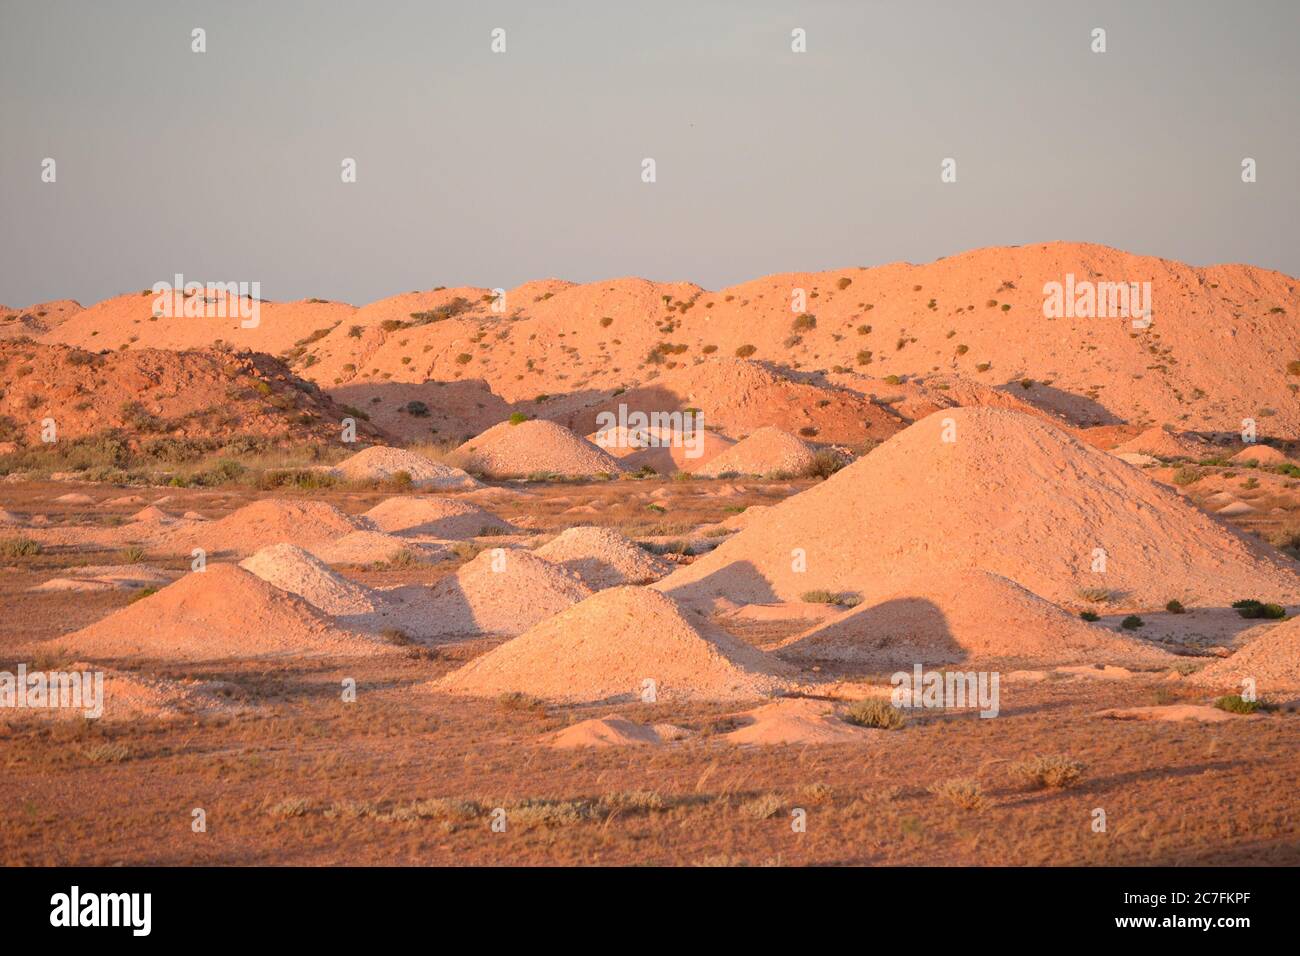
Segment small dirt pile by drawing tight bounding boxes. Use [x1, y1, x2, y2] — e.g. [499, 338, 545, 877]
[778, 570, 1175, 668]
[1188, 617, 1300, 693]
[435, 586, 792, 702]
[363, 496, 513, 538]
[239, 544, 380, 615]
[47, 564, 387, 661]
[157, 498, 361, 554]
[2, 664, 245, 721]
[332, 446, 481, 489]
[1113, 426, 1211, 459]
[720, 698, 879, 745]
[533, 526, 670, 589]
[452, 420, 625, 478]
[416, 548, 592, 638]
[658, 408, 1300, 610]
[548, 716, 681, 748]
[696, 427, 816, 477]
[307, 530, 432, 566]
[1230, 444, 1293, 467]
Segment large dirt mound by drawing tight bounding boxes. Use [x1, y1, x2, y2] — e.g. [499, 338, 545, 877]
[363, 496, 513, 539]
[1189, 617, 1300, 693]
[696, 426, 817, 477]
[238, 544, 380, 615]
[778, 569, 1175, 668]
[416, 548, 592, 637]
[562, 359, 906, 445]
[435, 586, 792, 702]
[451, 419, 626, 478]
[47, 564, 386, 661]
[332, 446, 480, 489]
[157, 498, 362, 555]
[1230, 444, 1294, 467]
[533, 526, 670, 589]
[0, 342, 386, 448]
[657, 407, 1300, 610]
[1112, 426, 1212, 459]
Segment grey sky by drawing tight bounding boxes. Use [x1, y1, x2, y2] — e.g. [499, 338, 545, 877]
[1, 0, 1296, 307]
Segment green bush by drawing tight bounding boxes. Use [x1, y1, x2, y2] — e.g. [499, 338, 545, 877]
[843, 698, 904, 730]
[1121, 614, 1145, 630]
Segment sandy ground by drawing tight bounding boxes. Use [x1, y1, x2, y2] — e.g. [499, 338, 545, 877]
[2, 475, 1298, 866]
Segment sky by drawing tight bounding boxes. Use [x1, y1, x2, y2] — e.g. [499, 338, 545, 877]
[1, 0, 1297, 307]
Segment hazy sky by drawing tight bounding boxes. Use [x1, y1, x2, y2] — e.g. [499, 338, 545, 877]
[1, 0, 1297, 307]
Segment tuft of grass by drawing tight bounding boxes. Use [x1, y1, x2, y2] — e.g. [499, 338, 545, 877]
[496, 691, 546, 713]
[0, 536, 42, 558]
[928, 777, 985, 811]
[1079, 610, 1100, 622]
[1013, 754, 1084, 790]
[379, 627, 413, 646]
[800, 589, 861, 607]
[117, 545, 147, 564]
[267, 797, 312, 819]
[842, 698, 905, 730]
[508, 412, 528, 425]
[1076, 587, 1112, 604]
[81, 742, 131, 764]
[1213, 694, 1271, 715]
[738, 793, 783, 820]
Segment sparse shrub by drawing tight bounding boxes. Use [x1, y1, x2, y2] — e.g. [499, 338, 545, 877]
[1232, 599, 1286, 619]
[734, 344, 757, 358]
[508, 412, 527, 425]
[402, 401, 430, 417]
[1287, 359, 1300, 376]
[454, 353, 472, 365]
[599, 316, 613, 327]
[497, 691, 546, 713]
[380, 628, 413, 646]
[81, 742, 131, 764]
[809, 449, 844, 479]
[836, 277, 852, 290]
[1165, 599, 1186, 614]
[856, 349, 873, 365]
[842, 698, 905, 730]
[955, 344, 969, 355]
[792, 313, 816, 331]
[856, 324, 871, 335]
[738, 793, 783, 820]
[1079, 610, 1100, 622]
[0, 536, 41, 558]
[1171, 465, 1203, 485]
[128, 586, 157, 603]
[1013, 754, 1084, 790]
[883, 374, 901, 385]
[798, 426, 817, 437]
[928, 777, 985, 811]
[1214, 694, 1269, 715]
[1121, 614, 1145, 630]
[975, 362, 991, 373]
[1076, 587, 1112, 603]
[267, 797, 311, 819]
[118, 545, 147, 564]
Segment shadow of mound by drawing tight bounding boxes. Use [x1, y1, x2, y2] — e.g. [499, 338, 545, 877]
[658, 559, 781, 609]
[995, 381, 1123, 427]
[776, 597, 964, 669]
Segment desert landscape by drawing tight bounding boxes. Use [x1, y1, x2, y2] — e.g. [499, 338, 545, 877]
[1, 241, 1298, 867]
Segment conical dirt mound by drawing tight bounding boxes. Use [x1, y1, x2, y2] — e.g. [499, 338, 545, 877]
[333, 445, 481, 489]
[156, 498, 361, 555]
[416, 548, 592, 638]
[657, 407, 1300, 610]
[1112, 426, 1211, 459]
[47, 564, 387, 661]
[239, 544, 380, 615]
[778, 569, 1176, 668]
[696, 426, 817, 477]
[363, 496, 513, 538]
[1188, 617, 1300, 693]
[452, 419, 626, 478]
[533, 526, 670, 589]
[435, 586, 792, 702]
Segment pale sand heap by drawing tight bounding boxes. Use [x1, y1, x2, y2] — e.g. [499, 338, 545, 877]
[721, 697, 880, 745]
[53, 492, 95, 505]
[46, 564, 390, 661]
[452, 419, 626, 478]
[620, 431, 737, 475]
[533, 526, 670, 589]
[696, 426, 817, 477]
[31, 564, 175, 592]
[1230, 444, 1293, 467]
[155, 498, 362, 554]
[1217, 501, 1256, 516]
[547, 716, 687, 749]
[1095, 705, 1240, 724]
[435, 586, 792, 702]
[363, 495, 514, 539]
[131, 505, 173, 523]
[777, 569, 1175, 669]
[332, 445, 481, 489]
[307, 530, 437, 566]
[2, 664, 246, 722]
[1112, 426, 1212, 460]
[413, 548, 592, 638]
[239, 544, 381, 616]
[657, 408, 1300, 611]
[1188, 617, 1300, 693]
[104, 495, 146, 506]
